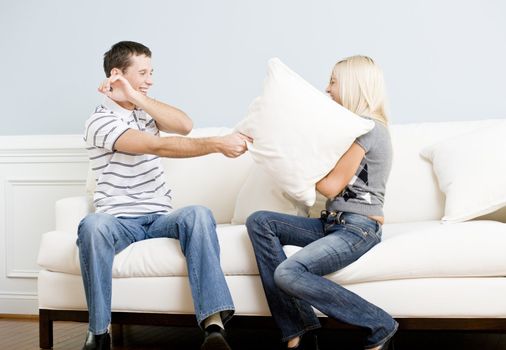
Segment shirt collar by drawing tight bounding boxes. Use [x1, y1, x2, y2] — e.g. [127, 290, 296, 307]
[102, 97, 135, 120]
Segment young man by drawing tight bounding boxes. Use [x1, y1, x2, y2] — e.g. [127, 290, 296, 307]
[78, 41, 250, 350]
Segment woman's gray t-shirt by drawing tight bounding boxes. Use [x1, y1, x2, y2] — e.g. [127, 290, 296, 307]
[326, 118, 393, 217]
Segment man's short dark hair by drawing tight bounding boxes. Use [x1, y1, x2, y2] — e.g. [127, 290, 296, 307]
[103, 41, 152, 77]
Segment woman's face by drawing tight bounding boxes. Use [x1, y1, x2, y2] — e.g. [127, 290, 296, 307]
[326, 75, 341, 105]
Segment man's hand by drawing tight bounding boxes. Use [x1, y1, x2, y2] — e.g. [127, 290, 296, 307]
[98, 75, 139, 104]
[97, 72, 192, 135]
[216, 133, 253, 158]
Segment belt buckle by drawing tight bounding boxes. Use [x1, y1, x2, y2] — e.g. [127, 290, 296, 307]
[321, 210, 341, 234]
[320, 210, 338, 220]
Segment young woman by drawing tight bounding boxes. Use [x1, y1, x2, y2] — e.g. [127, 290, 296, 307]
[246, 56, 397, 350]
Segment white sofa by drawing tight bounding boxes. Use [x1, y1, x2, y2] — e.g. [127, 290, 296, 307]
[37, 120, 506, 349]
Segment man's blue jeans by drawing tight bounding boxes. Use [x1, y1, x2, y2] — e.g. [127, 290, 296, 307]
[76, 205, 235, 335]
[246, 210, 398, 349]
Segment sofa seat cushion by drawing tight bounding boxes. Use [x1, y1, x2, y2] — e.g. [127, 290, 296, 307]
[38, 220, 506, 284]
[303, 220, 506, 284]
[37, 224, 258, 278]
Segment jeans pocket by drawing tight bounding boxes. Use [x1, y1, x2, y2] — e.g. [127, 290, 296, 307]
[343, 222, 382, 250]
[344, 223, 370, 237]
[337, 224, 367, 248]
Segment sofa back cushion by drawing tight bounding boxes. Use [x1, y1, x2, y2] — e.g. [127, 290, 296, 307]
[420, 121, 506, 223]
[231, 119, 505, 224]
[384, 119, 504, 223]
[87, 120, 505, 224]
[160, 127, 253, 224]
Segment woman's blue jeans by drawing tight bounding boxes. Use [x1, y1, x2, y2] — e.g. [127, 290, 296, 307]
[246, 210, 398, 349]
[76, 205, 235, 335]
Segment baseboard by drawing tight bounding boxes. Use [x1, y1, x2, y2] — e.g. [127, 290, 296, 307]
[0, 293, 38, 315]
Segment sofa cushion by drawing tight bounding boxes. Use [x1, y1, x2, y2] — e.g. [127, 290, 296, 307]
[39, 220, 506, 284]
[235, 58, 374, 207]
[84, 120, 506, 225]
[232, 119, 506, 225]
[294, 220, 506, 284]
[383, 119, 506, 223]
[38, 224, 259, 278]
[420, 121, 506, 222]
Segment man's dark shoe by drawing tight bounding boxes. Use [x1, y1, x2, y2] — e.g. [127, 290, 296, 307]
[82, 331, 111, 350]
[201, 325, 232, 350]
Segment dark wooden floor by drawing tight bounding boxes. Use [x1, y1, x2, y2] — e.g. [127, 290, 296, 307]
[2, 317, 506, 349]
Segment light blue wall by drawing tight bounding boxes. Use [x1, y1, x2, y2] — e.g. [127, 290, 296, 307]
[1, 0, 505, 135]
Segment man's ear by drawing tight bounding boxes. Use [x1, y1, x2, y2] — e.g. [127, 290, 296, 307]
[110, 68, 122, 76]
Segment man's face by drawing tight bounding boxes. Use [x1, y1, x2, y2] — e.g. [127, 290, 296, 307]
[122, 54, 153, 95]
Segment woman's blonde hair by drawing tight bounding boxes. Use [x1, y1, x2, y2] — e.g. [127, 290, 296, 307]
[331, 55, 389, 124]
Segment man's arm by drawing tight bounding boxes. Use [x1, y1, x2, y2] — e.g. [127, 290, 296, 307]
[99, 74, 193, 135]
[130, 93, 193, 135]
[114, 129, 251, 158]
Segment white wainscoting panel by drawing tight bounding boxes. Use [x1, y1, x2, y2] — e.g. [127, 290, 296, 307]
[0, 135, 89, 314]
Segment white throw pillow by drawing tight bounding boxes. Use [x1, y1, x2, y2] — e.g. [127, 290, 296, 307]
[420, 121, 506, 223]
[235, 58, 375, 206]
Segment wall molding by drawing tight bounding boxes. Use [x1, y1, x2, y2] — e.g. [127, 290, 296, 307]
[0, 134, 88, 163]
[6, 270, 40, 279]
[0, 134, 89, 313]
[3, 178, 86, 279]
[6, 179, 86, 186]
[0, 291, 38, 298]
[0, 292, 39, 315]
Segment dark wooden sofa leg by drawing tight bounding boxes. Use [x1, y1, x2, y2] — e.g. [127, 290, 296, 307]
[39, 309, 53, 349]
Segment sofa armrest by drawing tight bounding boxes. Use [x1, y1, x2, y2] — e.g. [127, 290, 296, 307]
[55, 195, 93, 233]
[37, 230, 81, 274]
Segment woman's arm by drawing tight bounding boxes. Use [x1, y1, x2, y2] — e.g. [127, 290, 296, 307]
[316, 142, 365, 198]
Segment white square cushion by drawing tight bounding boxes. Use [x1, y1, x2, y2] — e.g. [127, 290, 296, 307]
[420, 120, 506, 222]
[235, 58, 374, 206]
